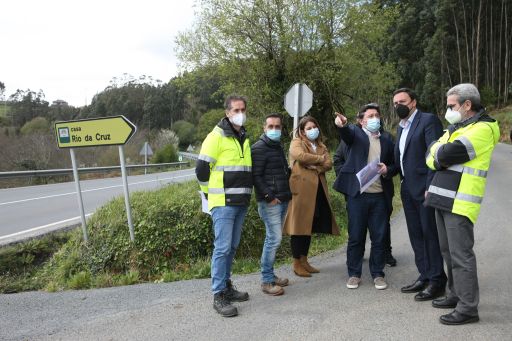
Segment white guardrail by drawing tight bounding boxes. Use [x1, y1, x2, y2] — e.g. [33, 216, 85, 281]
[0, 159, 196, 180]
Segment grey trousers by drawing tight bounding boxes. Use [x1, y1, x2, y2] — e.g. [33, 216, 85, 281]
[435, 209, 479, 316]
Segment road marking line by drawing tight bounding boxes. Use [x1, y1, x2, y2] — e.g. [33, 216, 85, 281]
[0, 214, 93, 241]
[0, 174, 196, 206]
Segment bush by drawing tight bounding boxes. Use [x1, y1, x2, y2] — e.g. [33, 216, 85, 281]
[0, 231, 74, 293]
[2, 164, 350, 292]
[172, 120, 196, 148]
[20, 116, 51, 135]
[152, 144, 178, 163]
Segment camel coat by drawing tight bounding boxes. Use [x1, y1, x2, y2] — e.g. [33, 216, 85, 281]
[283, 137, 340, 236]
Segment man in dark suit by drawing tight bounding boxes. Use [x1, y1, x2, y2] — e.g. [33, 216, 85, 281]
[333, 103, 397, 290]
[393, 88, 447, 301]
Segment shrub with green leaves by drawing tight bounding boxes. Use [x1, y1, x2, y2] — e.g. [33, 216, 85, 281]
[152, 143, 178, 163]
[1, 168, 350, 292]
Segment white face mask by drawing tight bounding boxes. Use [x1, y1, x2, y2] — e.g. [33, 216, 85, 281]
[445, 107, 462, 124]
[229, 113, 246, 126]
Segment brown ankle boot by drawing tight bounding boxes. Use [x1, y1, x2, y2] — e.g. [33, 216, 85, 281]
[293, 258, 311, 277]
[300, 255, 320, 273]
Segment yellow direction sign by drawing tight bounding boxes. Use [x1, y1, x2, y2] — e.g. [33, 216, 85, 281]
[55, 116, 136, 148]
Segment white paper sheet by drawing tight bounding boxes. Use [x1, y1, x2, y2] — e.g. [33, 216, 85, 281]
[198, 191, 211, 215]
[356, 158, 381, 193]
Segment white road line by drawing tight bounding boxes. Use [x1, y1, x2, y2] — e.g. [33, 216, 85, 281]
[0, 214, 93, 241]
[0, 174, 196, 206]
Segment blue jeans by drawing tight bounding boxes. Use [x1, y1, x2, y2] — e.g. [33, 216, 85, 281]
[346, 192, 387, 279]
[210, 205, 248, 294]
[257, 201, 289, 284]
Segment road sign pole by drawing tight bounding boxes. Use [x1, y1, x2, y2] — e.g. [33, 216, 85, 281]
[119, 145, 135, 242]
[144, 142, 148, 175]
[293, 83, 301, 133]
[69, 148, 88, 243]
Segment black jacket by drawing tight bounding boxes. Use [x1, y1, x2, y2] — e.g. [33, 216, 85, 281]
[251, 134, 292, 203]
[332, 125, 397, 213]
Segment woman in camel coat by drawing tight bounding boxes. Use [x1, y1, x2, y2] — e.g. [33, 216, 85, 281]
[283, 116, 340, 277]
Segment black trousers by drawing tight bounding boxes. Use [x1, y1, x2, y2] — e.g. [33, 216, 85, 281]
[290, 235, 311, 259]
[401, 182, 446, 285]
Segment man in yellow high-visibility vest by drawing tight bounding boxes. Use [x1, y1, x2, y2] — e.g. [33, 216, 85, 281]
[196, 95, 253, 317]
[425, 83, 500, 325]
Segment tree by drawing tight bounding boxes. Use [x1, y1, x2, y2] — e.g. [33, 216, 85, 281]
[196, 109, 225, 142]
[152, 144, 178, 163]
[8, 89, 49, 128]
[172, 120, 196, 148]
[20, 116, 51, 135]
[380, 0, 512, 112]
[176, 0, 399, 141]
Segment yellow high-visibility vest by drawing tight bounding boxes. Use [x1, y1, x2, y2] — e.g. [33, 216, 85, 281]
[198, 124, 252, 211]
[426, 118, 499, 223]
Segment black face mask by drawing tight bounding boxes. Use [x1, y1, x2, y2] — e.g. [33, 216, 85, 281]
[395, 104, 411, 119]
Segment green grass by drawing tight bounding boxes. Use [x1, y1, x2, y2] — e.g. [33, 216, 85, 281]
[0, 231, 74, 293]
[1, 155, 402, 293]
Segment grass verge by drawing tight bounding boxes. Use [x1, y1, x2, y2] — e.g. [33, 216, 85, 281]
[1, 161, 404, 293]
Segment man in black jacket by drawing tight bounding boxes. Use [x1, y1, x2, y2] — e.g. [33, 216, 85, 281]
[252, 113, 292, 296]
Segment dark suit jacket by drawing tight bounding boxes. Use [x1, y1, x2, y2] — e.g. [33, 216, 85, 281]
[394, 110, 443, 202]
[333, 125, 397, 213]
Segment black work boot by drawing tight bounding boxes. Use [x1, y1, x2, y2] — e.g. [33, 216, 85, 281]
[225, 279, 249, 302]
[213, 290, 238, 317]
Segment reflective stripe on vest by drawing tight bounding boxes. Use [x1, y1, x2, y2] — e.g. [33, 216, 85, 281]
[208, 187, 253, 194]
[214, 165, 252, 172]
[447, 165, 488, 178]
[454, 136, 476, 160]
[428, 185, 483, 204]
[198, 154, 217, 163]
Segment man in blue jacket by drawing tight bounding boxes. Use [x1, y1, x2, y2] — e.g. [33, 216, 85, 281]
[393, 88, 447, 301]
[252, 113, 292, 296]
[334, 103, 397, 290]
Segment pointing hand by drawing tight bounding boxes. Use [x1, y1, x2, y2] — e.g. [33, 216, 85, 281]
[334, 112, 347, 127]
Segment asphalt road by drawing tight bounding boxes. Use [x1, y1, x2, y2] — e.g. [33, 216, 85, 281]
[0, 167, 196, 245]
[0, 144, 511, 340]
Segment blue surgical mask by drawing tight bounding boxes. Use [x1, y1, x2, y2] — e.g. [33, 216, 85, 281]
[366, 118, 381, 133]
[265, 129, 281, 141]
[306, 128, 319, 141]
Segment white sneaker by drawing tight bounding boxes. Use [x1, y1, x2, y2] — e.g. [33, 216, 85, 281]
[346, 277, 362, 289]
[374, 277, 388, 290]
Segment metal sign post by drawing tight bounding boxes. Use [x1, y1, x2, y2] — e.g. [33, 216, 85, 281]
[284, 83, 313, 133]
[119, 145, 135, 242]
[55, 115, 137, 242]
[69, 148, 89, 242]
[139, 142, 153, 175]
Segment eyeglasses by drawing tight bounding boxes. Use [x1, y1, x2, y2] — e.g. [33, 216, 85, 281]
[231, 109, 246, 114]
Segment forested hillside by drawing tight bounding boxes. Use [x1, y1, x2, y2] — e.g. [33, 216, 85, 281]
[1, 0, 511, 174]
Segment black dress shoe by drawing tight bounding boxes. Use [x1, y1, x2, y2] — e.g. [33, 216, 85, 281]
[401, 280, 426, 293]
[432, 296, 459, 309]
[414, 284, 445, 301]
[440, 310, 479, 325]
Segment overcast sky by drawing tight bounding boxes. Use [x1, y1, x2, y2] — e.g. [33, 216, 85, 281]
[0, 0, 197, 107]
